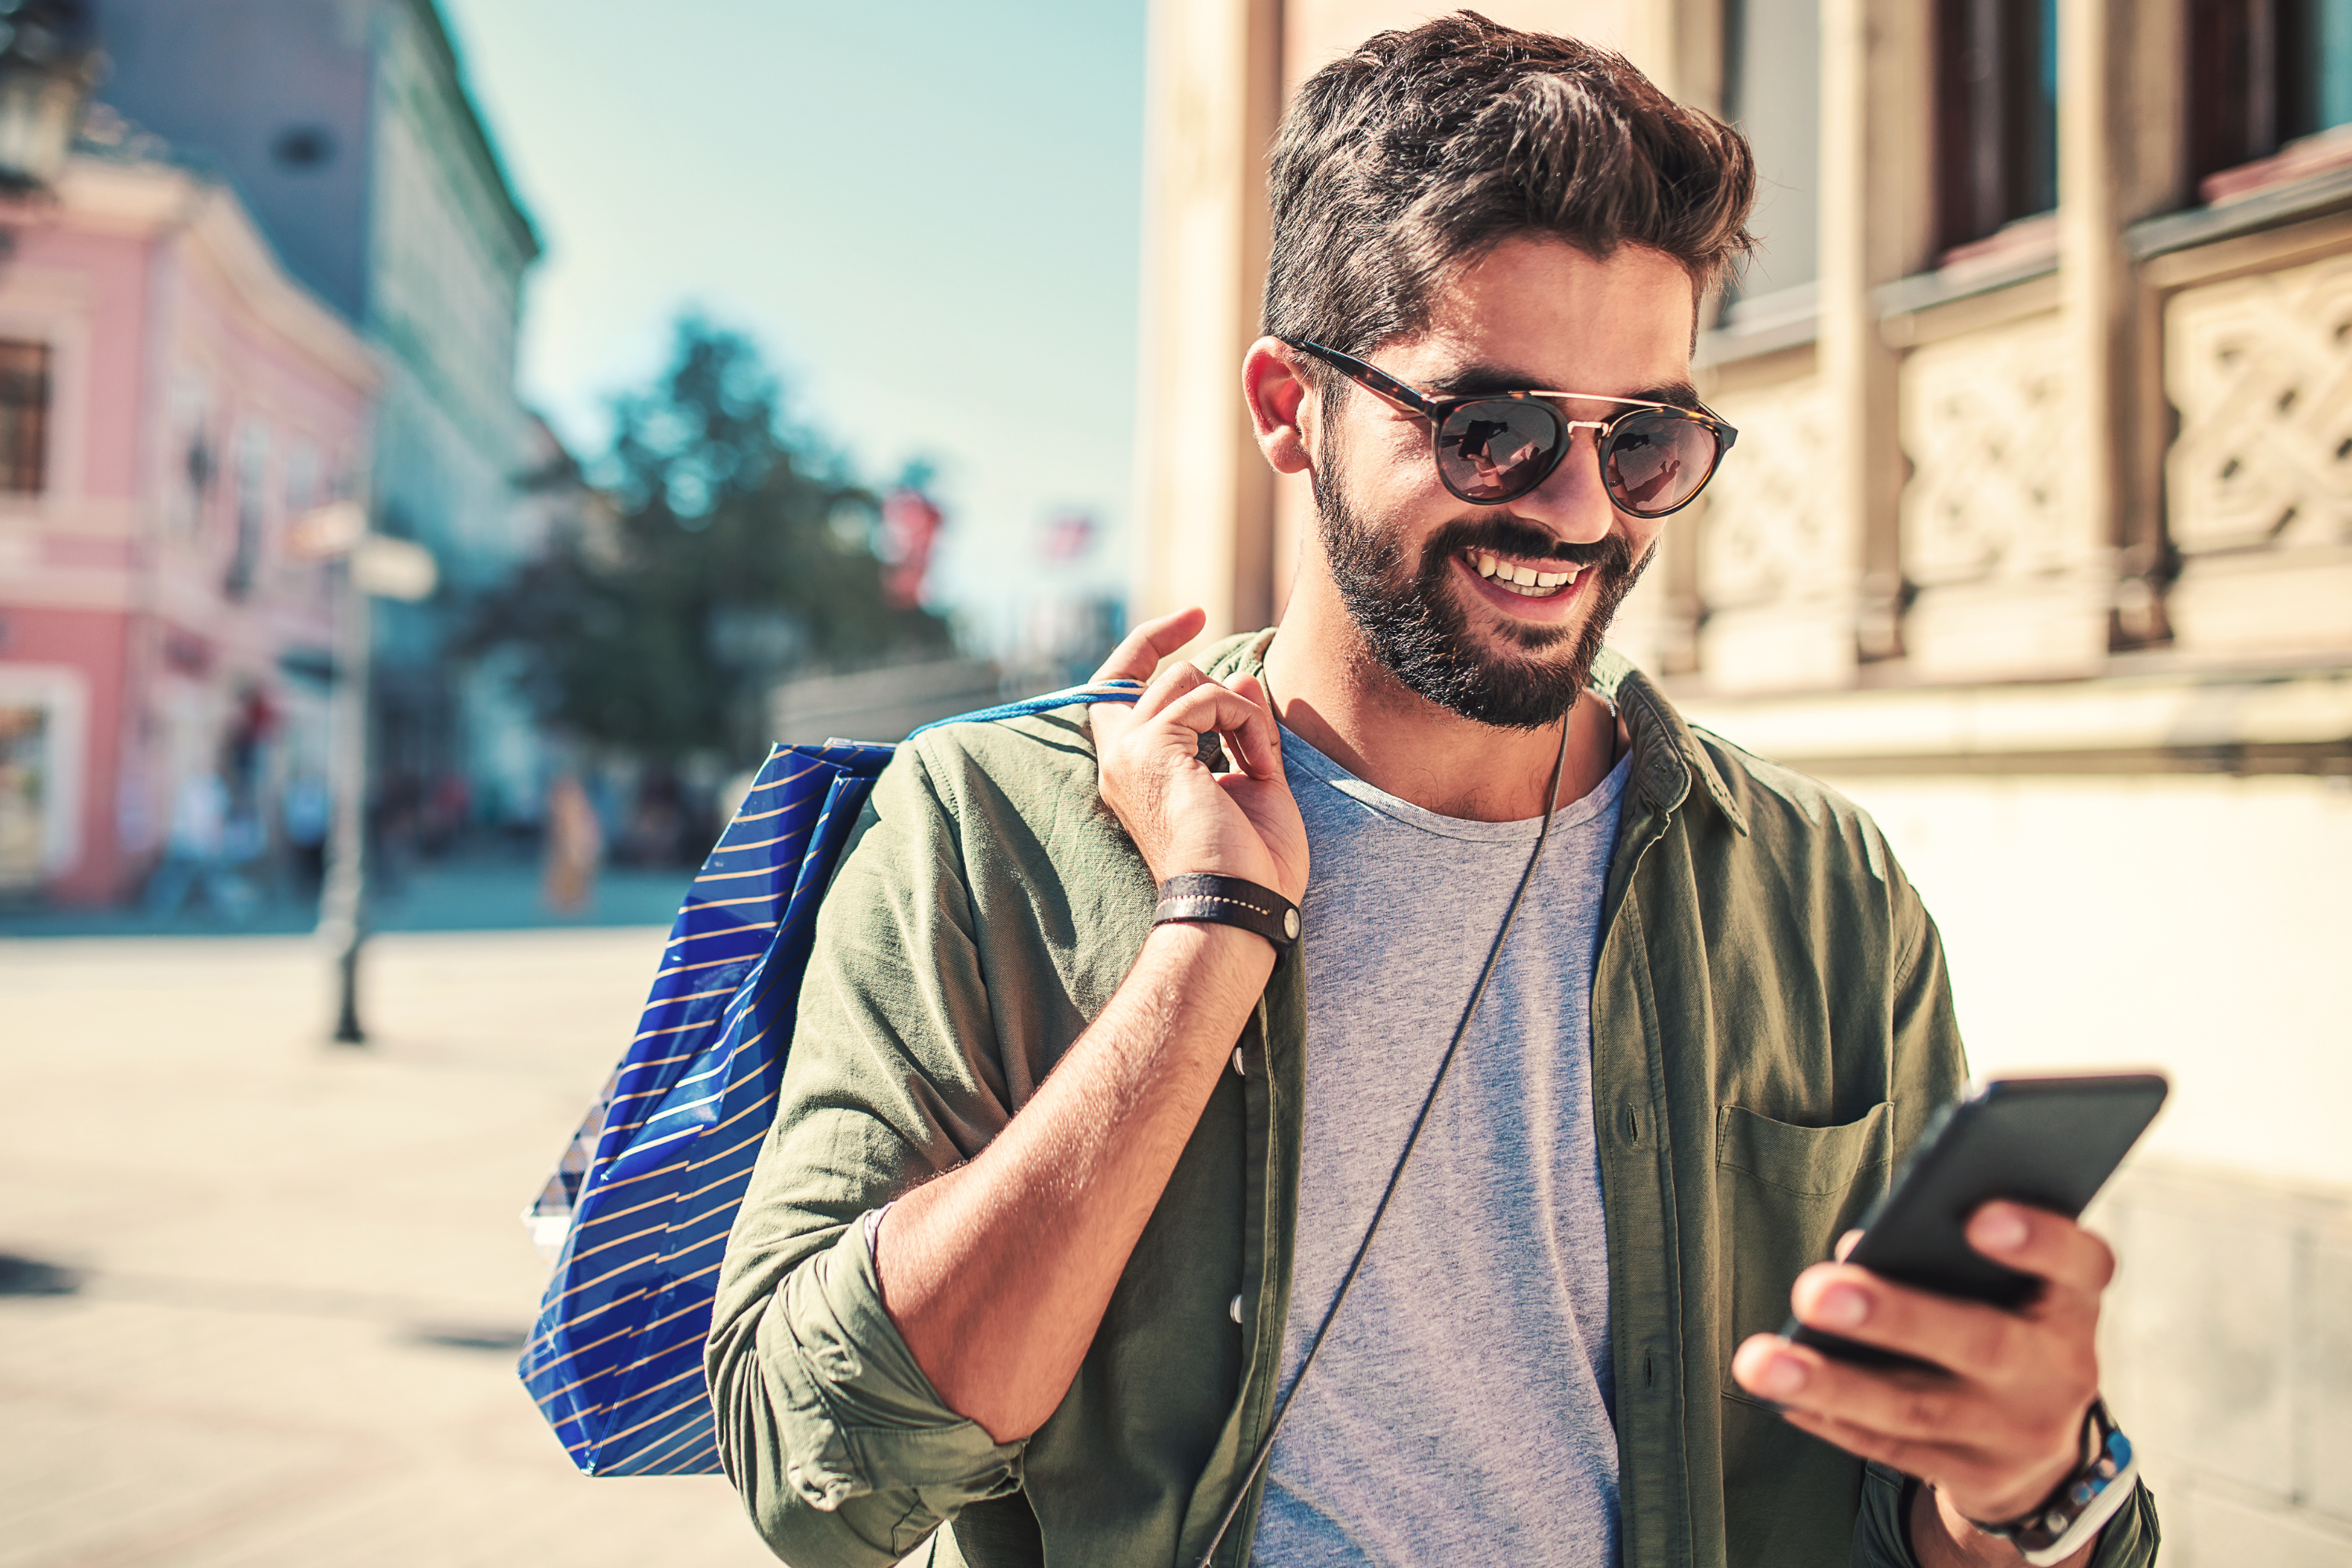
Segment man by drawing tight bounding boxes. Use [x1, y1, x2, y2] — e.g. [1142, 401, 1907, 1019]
[708, 17, 2160, 1567]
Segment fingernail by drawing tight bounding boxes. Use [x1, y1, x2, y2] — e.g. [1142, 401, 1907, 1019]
[1756, 1354, 1807, 1399]
[1974, 1207, 2029, 1253]
[1819, 1285, 1871, 1329]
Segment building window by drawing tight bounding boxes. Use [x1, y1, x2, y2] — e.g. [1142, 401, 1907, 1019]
[2189, 0, 2352, 191]
[226, 423, 270, 599]
[284, 440, 320, 517]
[1721, 0, 1821, 310]
[169, 376, 215, 532]
[0, 701, 45, 894]
[0, 340, 51, 494]
[1933, 0, 2059, 255]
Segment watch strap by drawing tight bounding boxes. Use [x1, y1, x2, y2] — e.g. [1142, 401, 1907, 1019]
[1152, 873, 1301, 951]
[1971, 1399, 2139, 1566]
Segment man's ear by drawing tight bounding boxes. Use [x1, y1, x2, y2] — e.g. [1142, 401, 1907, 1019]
[1242, 337, 1315, 476]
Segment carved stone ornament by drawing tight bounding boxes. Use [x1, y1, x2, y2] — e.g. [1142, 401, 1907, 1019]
[2165, 251, 2352, 557]
[1697, 372, 1839, 611]
[1899, 311, 2080, 589]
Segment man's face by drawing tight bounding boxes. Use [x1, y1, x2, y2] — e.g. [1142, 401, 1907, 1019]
[1308, 235, 1700, 729]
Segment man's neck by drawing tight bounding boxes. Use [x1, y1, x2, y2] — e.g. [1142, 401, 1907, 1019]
[1258, 572, 1623, 823]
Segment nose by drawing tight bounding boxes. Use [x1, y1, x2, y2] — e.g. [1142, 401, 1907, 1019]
[1505, 426, 1617, 546]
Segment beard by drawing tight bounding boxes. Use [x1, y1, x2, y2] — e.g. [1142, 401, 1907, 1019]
[1312, 425, 1653, 731]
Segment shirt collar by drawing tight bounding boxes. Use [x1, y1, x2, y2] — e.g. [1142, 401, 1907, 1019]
[1588, 648, 1750, 837]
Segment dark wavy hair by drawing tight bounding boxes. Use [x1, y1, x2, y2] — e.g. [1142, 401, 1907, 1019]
[1261, 12, 1757, 361]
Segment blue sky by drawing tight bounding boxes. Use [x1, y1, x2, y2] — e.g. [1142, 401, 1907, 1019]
[437, 0, 1149, 646]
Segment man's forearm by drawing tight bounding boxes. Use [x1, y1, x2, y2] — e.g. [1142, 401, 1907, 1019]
[873, 920, 1273, 1443]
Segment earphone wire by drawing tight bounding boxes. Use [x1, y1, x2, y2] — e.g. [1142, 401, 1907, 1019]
[1192, 710, 1578, 1567]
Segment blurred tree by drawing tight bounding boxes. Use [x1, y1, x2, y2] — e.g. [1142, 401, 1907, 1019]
[474, 318, 953, 764]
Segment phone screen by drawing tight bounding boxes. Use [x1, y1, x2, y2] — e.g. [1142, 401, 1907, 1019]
[1785, 1072, 2168, 1368]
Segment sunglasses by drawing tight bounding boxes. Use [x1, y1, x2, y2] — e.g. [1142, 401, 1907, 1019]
[1283, 338, 1738, 518]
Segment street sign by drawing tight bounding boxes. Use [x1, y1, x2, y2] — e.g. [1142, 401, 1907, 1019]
[351, 535, 437, 601]
[285, 499, 366, 560]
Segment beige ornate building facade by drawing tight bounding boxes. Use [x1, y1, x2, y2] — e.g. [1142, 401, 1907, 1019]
[1134, 3, 2352, 1560]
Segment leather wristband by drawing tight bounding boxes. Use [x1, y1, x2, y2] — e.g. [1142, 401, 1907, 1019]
[1152, 873, 1301, 952]
[1968, 1398, 2137, 1566]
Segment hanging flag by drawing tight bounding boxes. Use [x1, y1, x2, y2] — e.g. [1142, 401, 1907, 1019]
[879, 487, 943, 609]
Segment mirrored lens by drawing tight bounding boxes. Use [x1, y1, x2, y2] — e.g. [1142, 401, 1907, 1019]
[1436, 400, 1563, 502]
[1604, 412, 1719, 517]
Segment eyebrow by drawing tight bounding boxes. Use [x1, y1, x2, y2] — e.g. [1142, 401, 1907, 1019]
[1425, 363, 1704, 412]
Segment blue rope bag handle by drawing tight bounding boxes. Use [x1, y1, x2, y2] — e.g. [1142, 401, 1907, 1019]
[900, 677, 1144, 739]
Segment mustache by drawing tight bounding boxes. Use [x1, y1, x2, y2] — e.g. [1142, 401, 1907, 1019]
[1421, 516, 1635, 574]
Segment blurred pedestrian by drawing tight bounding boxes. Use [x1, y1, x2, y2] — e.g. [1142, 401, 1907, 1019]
[426, 771, 470, 855]
[542, 774, 602, 915]
[144, 770, 254, 921]
[282, 771, 332, 895]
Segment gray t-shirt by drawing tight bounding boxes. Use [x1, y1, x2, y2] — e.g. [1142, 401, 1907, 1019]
[1249, 727, 1628, 1567]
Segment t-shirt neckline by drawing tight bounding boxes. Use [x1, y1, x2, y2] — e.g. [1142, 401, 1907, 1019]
[1278, 724, 1632, 844]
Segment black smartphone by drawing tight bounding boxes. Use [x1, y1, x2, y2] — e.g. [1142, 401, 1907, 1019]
[1784, 1071, 2169, 1370]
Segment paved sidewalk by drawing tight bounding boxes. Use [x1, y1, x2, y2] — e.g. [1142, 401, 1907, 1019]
[0, 929, 779, 1567]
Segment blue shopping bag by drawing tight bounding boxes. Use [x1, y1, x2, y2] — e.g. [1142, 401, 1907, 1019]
[519, 680, 1140, 1476]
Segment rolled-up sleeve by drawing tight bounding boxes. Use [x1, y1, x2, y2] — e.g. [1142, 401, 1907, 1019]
[705, 741, 1032, 1566]
[718, 1220, 1022, 1560]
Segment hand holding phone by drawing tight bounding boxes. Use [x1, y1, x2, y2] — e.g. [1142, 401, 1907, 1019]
[1784, 1071, 2169, 1369]
[1730, 1070, 2167, 1554]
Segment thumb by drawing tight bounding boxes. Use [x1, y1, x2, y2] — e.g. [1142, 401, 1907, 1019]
[1095, 607, 1207, 687]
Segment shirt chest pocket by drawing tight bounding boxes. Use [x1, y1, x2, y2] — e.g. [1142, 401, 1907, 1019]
[1714, 1101, 1894, 1400]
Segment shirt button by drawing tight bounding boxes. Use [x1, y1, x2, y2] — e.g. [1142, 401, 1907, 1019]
[1232, 1047, 1246, 1077]
[1229, 1294, 1244, 1323]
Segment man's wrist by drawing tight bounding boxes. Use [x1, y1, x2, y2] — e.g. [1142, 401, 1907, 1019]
[1916, 1483, 2062, 1567]
[1968, 1451, 2086, 1539]
[1142, 913, 1279, 980]
[1965, 1399, 2136, 1566]
[1916, 1472, 2111, 1568]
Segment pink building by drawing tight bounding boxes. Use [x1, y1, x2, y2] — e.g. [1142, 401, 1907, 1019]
[0, 150, 375, 906]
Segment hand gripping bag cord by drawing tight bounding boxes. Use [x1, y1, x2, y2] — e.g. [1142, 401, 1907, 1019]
[517, 681, 1140, 1477]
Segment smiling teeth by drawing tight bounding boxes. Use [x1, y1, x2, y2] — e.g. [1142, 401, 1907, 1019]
[1469, 550, 1581, 597]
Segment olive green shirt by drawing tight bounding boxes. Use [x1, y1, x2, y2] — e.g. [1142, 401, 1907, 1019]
[706, 634, 2159, 1568]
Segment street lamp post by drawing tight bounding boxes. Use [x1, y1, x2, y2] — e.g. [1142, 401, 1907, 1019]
[320, 544, 373, 1043]
[289, 502, 437, 1045]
